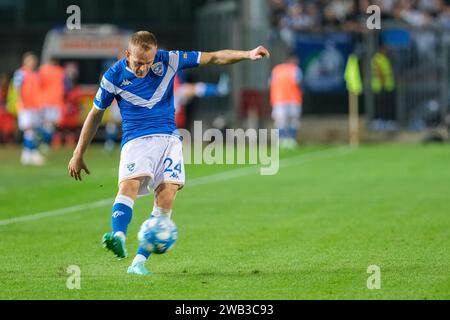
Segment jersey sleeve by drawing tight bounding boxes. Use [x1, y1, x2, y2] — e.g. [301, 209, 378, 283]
[93, 71, 116, 110]
[176, 51, 202, 70]
[13, 70, 24, 89]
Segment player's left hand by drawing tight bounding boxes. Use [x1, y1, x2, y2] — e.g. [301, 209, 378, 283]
[68, 156, 90, 181]
[249, 46, 271, 61]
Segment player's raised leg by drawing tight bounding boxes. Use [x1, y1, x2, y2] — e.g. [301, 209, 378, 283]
[128, 183, 180, 276]
[102, 178, 141, 259]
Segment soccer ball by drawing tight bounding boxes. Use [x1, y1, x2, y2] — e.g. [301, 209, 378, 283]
[137, 216, 178, 254]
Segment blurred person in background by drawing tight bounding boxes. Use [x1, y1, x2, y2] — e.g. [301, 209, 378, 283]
[322, 0, 356, 27]
[104, 100, 122, 153]
[53, 62, 82, 149]
[13, 52, 45, 165]
[416, 0, 442, 16]
[393, 0, 434, 27]
[270, 0, 289, 31]
[101, 58, 122, 153]
[438, 1, 450, 30]
[0, 74, 8, 107]
[372, 0, 396, 18]
[279, 1, 320, 48]
[0, 73, 16, 144]
[174, 71, 230, 128]
[270, 53, 303, 149]
[39, 57, 65, 151]
[371, 45, 397, 130]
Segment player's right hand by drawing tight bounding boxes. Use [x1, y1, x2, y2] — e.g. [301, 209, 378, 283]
[68, 156, 90, 181]
[249, 46, 271, 61]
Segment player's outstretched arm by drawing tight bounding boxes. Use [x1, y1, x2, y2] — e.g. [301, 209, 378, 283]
[68, 107, 105, 181]
[200, 46, 270, 66]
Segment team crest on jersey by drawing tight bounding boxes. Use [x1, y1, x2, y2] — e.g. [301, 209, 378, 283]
[127, 163, 136, 172]
[151, 62, 164, 76]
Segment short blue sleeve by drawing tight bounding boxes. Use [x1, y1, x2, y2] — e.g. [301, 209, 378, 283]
[177, 51, 201, 70]
[94, 72, 116, 110]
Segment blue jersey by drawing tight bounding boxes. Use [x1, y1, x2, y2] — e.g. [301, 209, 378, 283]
[94, 49, 201, 147]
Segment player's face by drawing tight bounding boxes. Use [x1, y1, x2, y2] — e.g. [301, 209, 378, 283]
[126, 45, 157, 78]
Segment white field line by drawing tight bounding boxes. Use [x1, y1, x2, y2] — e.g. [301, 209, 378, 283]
[0, 146, 352, 226]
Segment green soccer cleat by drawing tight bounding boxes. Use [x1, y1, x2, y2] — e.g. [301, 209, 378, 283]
[127, 262, 152, 276]
[102, 232, 127, 259]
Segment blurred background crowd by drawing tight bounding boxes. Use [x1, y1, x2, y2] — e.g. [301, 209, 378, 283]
[271, 0, 450, 34]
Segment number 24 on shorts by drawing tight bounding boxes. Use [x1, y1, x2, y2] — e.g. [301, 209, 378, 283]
[163, 157, 182, 177]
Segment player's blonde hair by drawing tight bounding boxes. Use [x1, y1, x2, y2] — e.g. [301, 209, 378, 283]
[129, 31, 158, 51]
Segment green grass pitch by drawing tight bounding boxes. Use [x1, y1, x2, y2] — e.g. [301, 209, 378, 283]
[0, 144, 449, 299]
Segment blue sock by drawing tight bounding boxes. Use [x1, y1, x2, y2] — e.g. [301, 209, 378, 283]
[23, 130, 38, 150]
[136, 246, 151, 259]
[111, 195, 134, 238]
[288, 126, 298, 140]
[278, 127, 289, 140]
[134, 206, 173, 262]
[42, 127, 54, 145]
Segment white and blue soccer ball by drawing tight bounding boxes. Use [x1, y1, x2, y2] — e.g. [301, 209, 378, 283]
[137, 216, 178, 254]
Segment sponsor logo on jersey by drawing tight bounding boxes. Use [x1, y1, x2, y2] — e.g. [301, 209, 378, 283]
[120, 79, 133, 87]
[151, 62, 164, 76]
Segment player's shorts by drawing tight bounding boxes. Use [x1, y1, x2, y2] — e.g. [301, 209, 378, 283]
[41, 107, 61, 124]
[18, 109, 41, 131]
[271, 103, 302, 121]
[118, 134, 185, 197]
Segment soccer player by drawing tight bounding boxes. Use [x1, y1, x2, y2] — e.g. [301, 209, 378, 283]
[14, 52, 45, 166]
[270, 53, 303, 149]
[68, 31, 270, 275]
[39, 58, 65, 151]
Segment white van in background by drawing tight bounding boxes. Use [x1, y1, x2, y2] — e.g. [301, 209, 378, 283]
[41, 24, 132, 124]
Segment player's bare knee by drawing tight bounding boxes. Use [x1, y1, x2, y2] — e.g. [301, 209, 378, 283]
[118, 178, 142, 199]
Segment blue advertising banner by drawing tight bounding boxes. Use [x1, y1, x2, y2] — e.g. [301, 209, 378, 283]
[295, 32, 354, 93]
